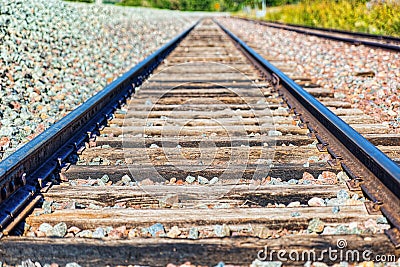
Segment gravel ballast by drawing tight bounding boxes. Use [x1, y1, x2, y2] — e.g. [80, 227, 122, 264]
[219, 18, 400, 133]
[0, 0, 199, 161]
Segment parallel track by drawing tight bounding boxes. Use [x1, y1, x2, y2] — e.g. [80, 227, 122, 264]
[235, 17, 400, 52]
[0, 18, 399, 266]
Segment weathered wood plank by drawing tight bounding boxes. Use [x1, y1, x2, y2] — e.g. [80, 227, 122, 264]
[79, 145, 322, 164]
[363, 134, 400, 146]
[350, 124, 391, 134]
[100, 125, 309, 137]
[64, 163, 338, 181]
[119, 109, 290, 119]
[320, 101, 351, 108]
[27, 206, 374, 230]
[329, 108, 365, 116]
[44, 184, 346, 208]
[137, 84, 272, 92]
[338, 115, 377, 124]
[153, 73, 259, 80]
[94, 135, 314, 148]
[110, 117, 294, 127]
[121, 104, 281, 112]
[1, 235, 395, 266]
[377, 146, 400, 160]
[147, 97, 272, 106]
[167, 56, 246, 63]
[139, 80, 269, 89]
[303, 88, 333, 98]
[131, 89, 269, 96]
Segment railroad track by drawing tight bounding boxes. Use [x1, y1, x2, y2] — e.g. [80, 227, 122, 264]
[0, 18, 399, 266]
[219, 17, 400, 158]
[235, 17, 400, 52]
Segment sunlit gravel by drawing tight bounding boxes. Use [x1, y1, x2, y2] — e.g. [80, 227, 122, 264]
[0, 0, 200, 161]
[219, 18, 400, 133]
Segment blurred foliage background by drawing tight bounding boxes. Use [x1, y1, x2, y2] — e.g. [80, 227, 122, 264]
[258, 0, 400, 36]
[68, 0, 300, 11]
[65, 0, 400, 36]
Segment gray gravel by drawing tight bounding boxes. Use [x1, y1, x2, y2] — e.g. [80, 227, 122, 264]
[0, 0, 200, 161]
[219, 18, 400, 132]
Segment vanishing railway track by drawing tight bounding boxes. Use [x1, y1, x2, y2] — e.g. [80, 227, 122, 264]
[0, 18, 399, 266]
[235, 17, 400, 52]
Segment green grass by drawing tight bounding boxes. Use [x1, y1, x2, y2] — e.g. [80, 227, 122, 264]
[117, 0, 236, 11]
[64, 0, 244, 11]
[255, 0, 400, 36]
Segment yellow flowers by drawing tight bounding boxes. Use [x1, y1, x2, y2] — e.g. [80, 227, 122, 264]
[263, 0, 400, 37]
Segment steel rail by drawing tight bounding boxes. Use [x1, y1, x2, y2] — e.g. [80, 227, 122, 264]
[0, 20, 200, 232]
[234, 17, 400, 52]
[236, 16, 400, 42]
[215, 19, 400, 211]
[265, 21, 400, 42]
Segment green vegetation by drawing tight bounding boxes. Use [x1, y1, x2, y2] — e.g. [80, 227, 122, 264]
[260, 0, 400, 36]
[249, 0, 299, 7]
[116, 0, 298, 11]
[64, 0, 95, 3]
[64, 0, 299, 11]
[117, 0, 243, 11]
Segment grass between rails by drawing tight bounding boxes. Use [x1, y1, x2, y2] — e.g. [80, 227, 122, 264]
[246, 0, 400, 37]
